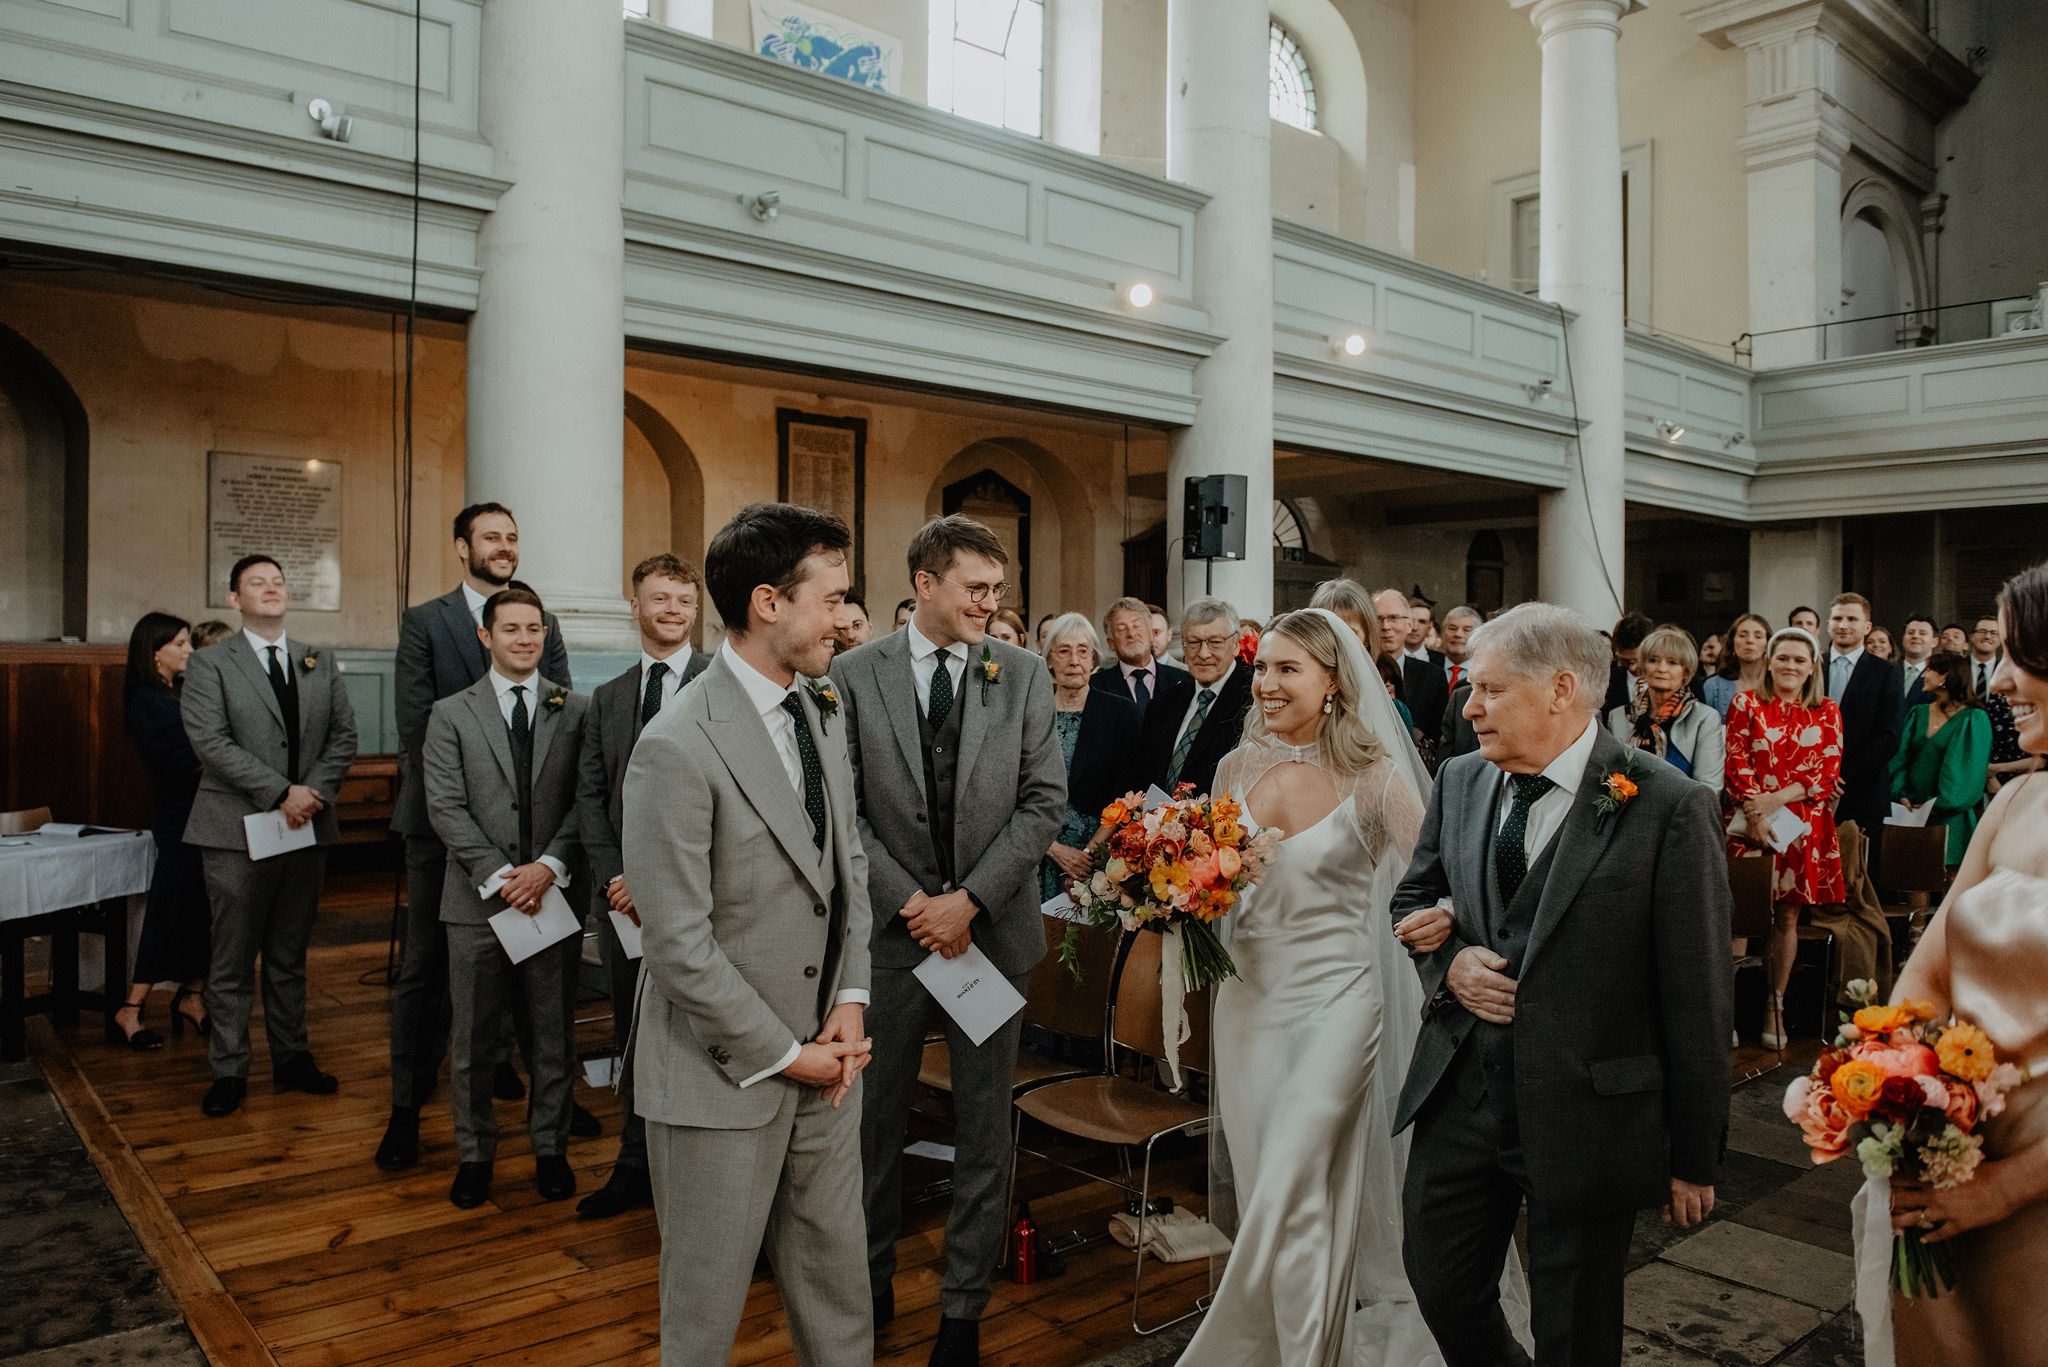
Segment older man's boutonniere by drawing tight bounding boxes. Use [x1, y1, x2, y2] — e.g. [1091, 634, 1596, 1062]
[806, 678, 840, 734]
[542, 687, 567, 714]
[977, 643, 1001, 704]
[1592, 752, 1643, 826]
[299, 649, 319, 673]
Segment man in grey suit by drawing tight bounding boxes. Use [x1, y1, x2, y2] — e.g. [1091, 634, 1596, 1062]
[574, 552, 710, 1220]
[378, 500, 574, 1171]
[830, 515, 1065, 1367]
[422, 586, 588, 1209]
[182, 554, 358, 1118]
[1392, 603, 1732, 1367]
[624, 503, 874, 1367]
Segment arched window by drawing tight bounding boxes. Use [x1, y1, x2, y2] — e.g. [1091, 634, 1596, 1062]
[1273, 499, 1306, 561]
[1268, 21, 1317, 132]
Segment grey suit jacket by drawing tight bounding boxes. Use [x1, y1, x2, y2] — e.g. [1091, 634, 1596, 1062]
[1392, 727, 1732, 1214]
[421, 674, 587, 925]
[623, 654, 872, 1130]
[830, 630, 1067, 977]
[576, 651, 711, 893]
[181, 634, 358, 850]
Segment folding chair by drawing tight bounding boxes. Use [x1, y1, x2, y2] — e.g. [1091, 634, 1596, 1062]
[1727, 852, 1779, 1084]
[1876, 824, 1950, 957]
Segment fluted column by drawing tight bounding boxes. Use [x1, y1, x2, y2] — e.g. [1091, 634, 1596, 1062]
[1165, 0, 1273, 621]
[466, 0, 629, 648]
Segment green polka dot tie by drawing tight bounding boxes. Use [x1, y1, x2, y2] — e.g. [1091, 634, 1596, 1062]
[927, 649, 955, 721]
[1494, 771, 1554, 905]
[780, 692, 827, 852]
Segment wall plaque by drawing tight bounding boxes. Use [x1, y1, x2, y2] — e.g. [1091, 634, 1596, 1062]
[207, 452, 343, 612]
[776, 410, 865, 591]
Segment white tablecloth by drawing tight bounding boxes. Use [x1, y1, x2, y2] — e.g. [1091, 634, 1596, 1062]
[0, 830, 155, 923]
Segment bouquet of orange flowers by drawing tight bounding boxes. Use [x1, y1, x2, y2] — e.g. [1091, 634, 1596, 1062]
[1783, 978, 2027, 1298]
[1058, 787, 1280, 992]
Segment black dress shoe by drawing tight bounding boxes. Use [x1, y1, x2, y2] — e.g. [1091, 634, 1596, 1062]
[492, 1061, 526, 1101]
[273, 1053, 339, 1095]
[449, 1161, 493, 1209]
[575, 1167, 652, 1219]
[374, 1107, 420, 1171]
[535, 1154, 577, 1201]
[200, 1076, 246, 1117]
[872, 1285, 895, 1332]
[929, 1316, 979, 1367]
[568, 1102, 601, 1138]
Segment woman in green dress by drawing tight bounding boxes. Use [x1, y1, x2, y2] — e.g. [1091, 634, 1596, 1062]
[1891, 649, 1994, 865]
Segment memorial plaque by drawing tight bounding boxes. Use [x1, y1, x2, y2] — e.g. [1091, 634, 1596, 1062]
[208, 452, 343, 611]
[776, 410, 865, 590]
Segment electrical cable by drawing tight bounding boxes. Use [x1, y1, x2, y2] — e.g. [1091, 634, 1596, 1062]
[1556, 302, 1626, 619]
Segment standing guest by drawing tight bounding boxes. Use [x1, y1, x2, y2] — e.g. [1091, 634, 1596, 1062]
[1377, 587, 1450, 756]
[182, 555, 358, 1117]
[1966, 615, 2006, 700]
[1240, 617, 1264, 639]
[1827, 592, 1906, 888]
[1604, 610, 1656, 713]
[1868, 626, 1896, 662]
[1147, 603, 1180, 667]
[574, 555, 711, 1220]
[189, 620, 233, 650]
[1790, 606, 1822, 636]
[1405, 597, 1437, 656]
[1891, 651, 1993, 866]
[424, 587, 590, 1209]
[1091, 595, 1189, 715]
[832, 515, 1064, 1366]
[1938, 623, 1969, 654]
[625, 504, 874, 1367]
[987, 608, 1027, 648]
[1138, 597, 1256, 800]
[378, 502, 580, 1172]
[1308, 579, 1377, 649]
[1038, 613, 1141, 901]
[835, 592, 873, 653]
[1439, 606, 1481, 691]
[1898, 616, 1938, 705]
[1377, 655, 1420, 740]
[1605, 626, 1724, 791]
[1697, 632, 1725, 679]
[1725, 627, 1843, 1049]
[1705, 612, 1773, 718]
[893, 597, 915, 630]
[118, 613, 212, 1049]
[1033, 614, 1056, 653]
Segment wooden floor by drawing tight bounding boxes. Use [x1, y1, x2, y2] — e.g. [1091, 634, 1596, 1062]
[51, 874, 1208, 1367]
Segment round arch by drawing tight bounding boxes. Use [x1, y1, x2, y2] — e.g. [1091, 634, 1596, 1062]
[1840, 177, 1931, 334]
[0, 322, 89, 641]
[622, 389, 705, 598]
[924, 437, 1097, 621]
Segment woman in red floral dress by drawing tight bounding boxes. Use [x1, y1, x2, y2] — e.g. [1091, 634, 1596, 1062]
[1724, 626, 1844, 1047]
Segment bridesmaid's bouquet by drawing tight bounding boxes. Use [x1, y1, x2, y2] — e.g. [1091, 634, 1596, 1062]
[1057, 787, 1280, 992]
[1782, 978, 2028, 1297]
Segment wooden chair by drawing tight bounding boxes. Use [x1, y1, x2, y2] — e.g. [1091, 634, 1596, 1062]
[1876, 823, 1951, 955]
[0, 807, 51, 836]
[919, 917, 1118, 1097]
[1008, 929, 1213, 1335]
[1726, 853, 1780, 1083]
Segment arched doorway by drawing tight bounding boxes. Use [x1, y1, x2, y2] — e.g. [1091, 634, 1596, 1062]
[942, 469, 1030, 618]
[926, 438, 1096, 622]
[622, 391, 705, 602]
[0, 323, 88, 641]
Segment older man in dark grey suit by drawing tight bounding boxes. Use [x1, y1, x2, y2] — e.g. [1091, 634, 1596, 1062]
[1393, 602, 1731, 1367]
[831, 515, 1065, 1367]
[182, 554, 358, 1118]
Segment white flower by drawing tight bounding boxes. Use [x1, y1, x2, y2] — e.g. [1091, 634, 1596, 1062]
[1116, 907, 1140, 932]
[1782, 1074, 1813, 1121]
[1798, 726, 1822, 746]
[1916, 1075, 1950, 1109]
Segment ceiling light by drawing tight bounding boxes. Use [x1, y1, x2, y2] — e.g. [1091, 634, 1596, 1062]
[1338, 333, 1367, 357]
[1657, 419, 1687, 442]
[1124, 282, 1154, 308]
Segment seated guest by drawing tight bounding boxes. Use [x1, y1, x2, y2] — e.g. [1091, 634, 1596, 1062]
[1040, 614, 1142, 900]
[1891, 650, 1993, 866]
[118, 613, 212, 1049]
[988, 608, 1027, 648]
[181, 555, 357, 1116]
[423, 587, 589, 1208]
[834, 592, 873, 653]
[1789, 606, 1822, 636]
[1703, 612, 1771, 717]
[1606, 626, 1724, 791]
[189, 619, 233, 650]
[1867, 625, 1895, 663]
[1138, 597, 1255, 799]
[1724, 627, 1842, 1049]
[575, 555, 709, 1219]
[1091, 595, 1189, 714]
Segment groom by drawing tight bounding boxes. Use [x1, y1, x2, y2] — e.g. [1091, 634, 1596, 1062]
[1393, 602, 1731, 1367]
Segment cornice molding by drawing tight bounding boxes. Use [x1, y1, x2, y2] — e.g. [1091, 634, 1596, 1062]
[1685, 0, 1976, 119]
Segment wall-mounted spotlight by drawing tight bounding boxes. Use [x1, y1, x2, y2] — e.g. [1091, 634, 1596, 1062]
[1657, 419, 1687, 442]
[1330, 333, 1367, 358]
[1723, 431, 1748, 450]
[306, 98, 353, 143]
[742, 190, 781, 222]
[1123, 282, 1155, 308]
[1523, 378, 1553, 402]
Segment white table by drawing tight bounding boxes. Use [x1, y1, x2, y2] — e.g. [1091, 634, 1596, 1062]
[0, 829, 154, 1059]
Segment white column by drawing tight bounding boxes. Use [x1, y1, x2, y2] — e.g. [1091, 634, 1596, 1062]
[1515, 0, 1634, 625]
[1165, 0, 1273, 621]
[1748, 519, 1842, 624]
[466, 0, 629, 649]
[1043, 0, 1104, 156]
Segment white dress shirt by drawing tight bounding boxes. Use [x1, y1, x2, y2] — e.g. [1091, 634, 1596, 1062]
[460, 580, 489, 626]
[720, 641, 869, 1087]
[1173, 662, 1235, 753]
[1900, 656, 1931, 698]
[484, 666, 569, 886]
[1972, 652, 2001, 698]
[243, 627, 293, 680]
[1492, 717, 1599, 862]
[639, 649, 690, 715]
[1404, 645, 1430, 664]
[907, 619, 968, 717]
[1827, 646, 1864, 703]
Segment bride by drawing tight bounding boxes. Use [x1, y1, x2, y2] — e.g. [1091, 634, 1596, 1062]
[1178, 607, 1526, 1366]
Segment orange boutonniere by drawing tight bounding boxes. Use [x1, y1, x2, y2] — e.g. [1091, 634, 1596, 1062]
[1592, 753, 1643, 825]
[299, 649, 319, 673]
[806, 678, 840, 734]
[542, 688, 567, 713]
[977, 643, 1001, 704]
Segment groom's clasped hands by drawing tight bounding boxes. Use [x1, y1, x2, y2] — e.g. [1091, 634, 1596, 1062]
[787, 1002, 871, 1109]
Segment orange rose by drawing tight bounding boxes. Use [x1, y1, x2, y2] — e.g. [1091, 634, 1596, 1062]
[1607, 774, 1638, 801]
[1102, 801, 1129, 826]
[1936, 1022, 1998, 1083]
[1854, 1004, 1913, 1036]
[1829, 1060, 1887, 1119]
[1214, 820, 1245, 847]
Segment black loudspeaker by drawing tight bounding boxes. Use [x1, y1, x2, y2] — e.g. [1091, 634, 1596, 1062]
[1183, 474, 1248, 561]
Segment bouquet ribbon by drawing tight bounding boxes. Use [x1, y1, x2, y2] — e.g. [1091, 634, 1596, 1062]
[1851, 1172, 1896, 1367]
[1159, 924, 1193, 1091]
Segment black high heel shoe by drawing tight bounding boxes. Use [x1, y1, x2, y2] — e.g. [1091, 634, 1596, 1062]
[170, 986, 210, 1042]
[113, 1002, 164, 1051]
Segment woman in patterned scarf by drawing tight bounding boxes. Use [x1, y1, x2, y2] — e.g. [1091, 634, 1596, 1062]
[1605, 625, 1725, 793]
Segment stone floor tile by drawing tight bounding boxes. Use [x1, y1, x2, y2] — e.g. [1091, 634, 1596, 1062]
[1726, 1108, 1817, 1167]
[1620, 1328, 1723, 1364]
[0, 1260, 178, 1359]
[1623, 1262, 1825, 1365]
[1773, 1308, 1864, 1367]
[0, 1322, 205, 1367]
[1659, 1220, 1855, 1311]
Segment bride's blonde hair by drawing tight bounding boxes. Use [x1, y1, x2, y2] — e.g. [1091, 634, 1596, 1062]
[1240, 609, 1388, 777]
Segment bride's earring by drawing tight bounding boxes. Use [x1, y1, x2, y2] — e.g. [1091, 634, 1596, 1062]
[1322, 695, 1334, 714]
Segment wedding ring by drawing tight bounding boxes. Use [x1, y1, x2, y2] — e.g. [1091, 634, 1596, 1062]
[1918, 1211, 1933, 1228]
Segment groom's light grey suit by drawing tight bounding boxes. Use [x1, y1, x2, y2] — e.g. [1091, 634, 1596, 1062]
[623, 650, 872, 1366]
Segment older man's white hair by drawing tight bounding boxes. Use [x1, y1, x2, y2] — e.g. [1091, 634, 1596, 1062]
[1180, 595, 1239, 630]
[1467, 602, 1611, 713]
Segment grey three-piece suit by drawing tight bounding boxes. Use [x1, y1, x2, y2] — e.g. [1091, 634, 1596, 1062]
[422, 673, 587, 1164]
[623, 653, 873, 1366]
[181, 632, 358, 1081]
[829, 629, 1066, 1322]
[1393, 727, 1732, 1367]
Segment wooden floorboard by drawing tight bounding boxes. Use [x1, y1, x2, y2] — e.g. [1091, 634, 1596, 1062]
[48, 875, 1208, 1367]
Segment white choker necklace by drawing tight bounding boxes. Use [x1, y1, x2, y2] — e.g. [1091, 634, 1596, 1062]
[1269, 739, 1318, 764]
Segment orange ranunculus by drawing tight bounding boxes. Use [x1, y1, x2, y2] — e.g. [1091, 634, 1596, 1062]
[1217, 845, 1242, 880]
[1943, 1078, 1980, 1132]
[1830, 1060, 1887, 1118]
[1211, 796, 1241, 822]
[1903, 998, 1940, 1022]
[1606, 774, 1638, 801]
[1854, 1004, 1914, 1036]
[1102, 801, 1130, 826]
[1937, 1022, 1998, 1083]
[1214, 820, 1245, 847]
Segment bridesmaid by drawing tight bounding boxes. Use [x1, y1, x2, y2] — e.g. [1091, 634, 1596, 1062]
[1890, 649, 1993, 866]
[1887, 562, 2048, 1367]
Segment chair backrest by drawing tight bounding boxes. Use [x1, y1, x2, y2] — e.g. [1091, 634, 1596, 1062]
[1024, 918, 1118, 1040]
[1110, 929, 1212, 1077]
[1727, 853, 1775, 940]
[0, 807, 52, 836]
[1878, 825, 1950, 899]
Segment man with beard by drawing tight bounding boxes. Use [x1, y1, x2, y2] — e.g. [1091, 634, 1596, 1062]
[376, 502, 581, 1171]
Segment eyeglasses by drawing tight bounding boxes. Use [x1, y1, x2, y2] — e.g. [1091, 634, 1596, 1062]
[1182, 633, 1238, 654]
[942, 575, 1010, 605]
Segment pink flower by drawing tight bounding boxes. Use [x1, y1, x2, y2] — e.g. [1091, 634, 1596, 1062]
[1852, 1040, 1939, 1078]
[1186, 852, 1222, 891]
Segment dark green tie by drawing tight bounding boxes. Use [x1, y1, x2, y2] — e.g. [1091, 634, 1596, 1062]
[1494, 772, 1553, 905]
[641, 660, 669, 727]
[1166, 688, 1215, 788]
[509, 684, 534, 863]
[780, 693, 827, 852]
[927, 650, 955, 721]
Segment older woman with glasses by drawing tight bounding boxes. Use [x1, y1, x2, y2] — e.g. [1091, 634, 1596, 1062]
[1606, 626, 1724, 793]
[1039, 612, 1143, 900]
